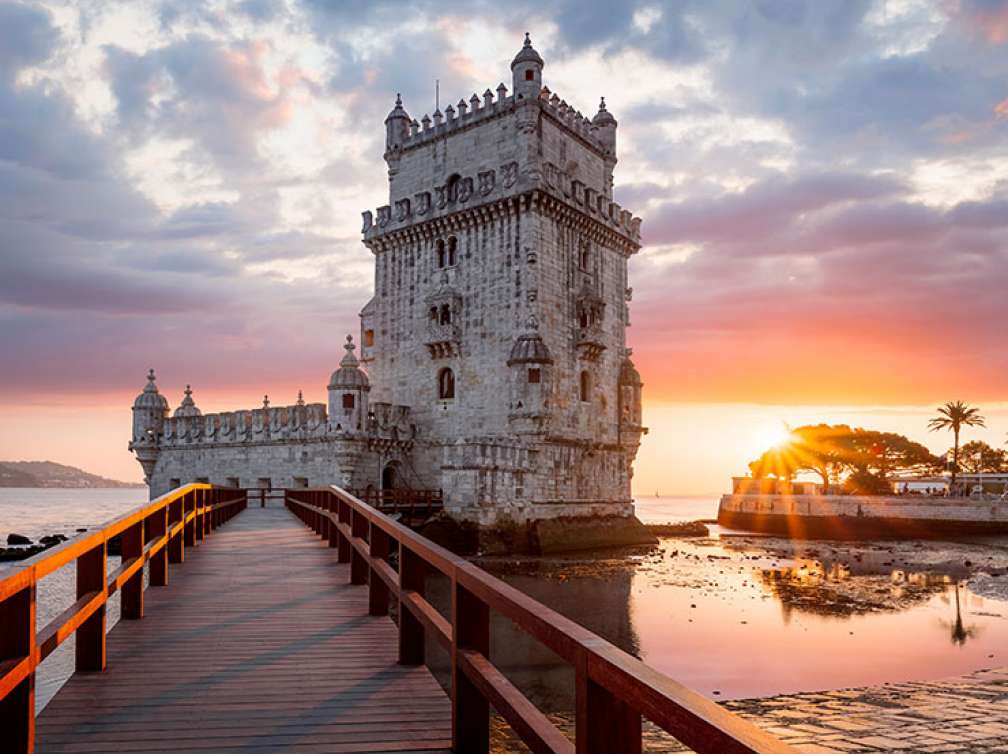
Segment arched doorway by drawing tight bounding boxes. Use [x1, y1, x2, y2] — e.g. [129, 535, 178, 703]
[381, 462, 399, 491]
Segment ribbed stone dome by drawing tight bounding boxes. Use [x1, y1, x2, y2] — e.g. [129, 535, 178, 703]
[592, 97, 616, 127]
[619, 358, 642, 386]
[511, 32, 544, 70]
[173, 385, 202, 418]
[328, 335, 370, 389]
[133, 369, 169, 410]
[507, 333, 553, 366]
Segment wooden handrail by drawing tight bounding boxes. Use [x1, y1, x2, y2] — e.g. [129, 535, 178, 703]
[0, 483, 247, 752]
[285, 486, 795, 754]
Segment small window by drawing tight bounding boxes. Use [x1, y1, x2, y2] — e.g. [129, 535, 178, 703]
[429, 306, 439, 322]
[447, 236, 457, 266]
[440, 303, 451, 325]
[578, 239, 590, 269]
[579, 371, 591, 402]
[342, 393, 355, 409]
[528, 368, 541, 384]
[363, 329, 374, 347]
[438, 367, 455, 400]
[525, 69, 534, 81]
[257, 477, 272, 490]
[446, 174, 461, 202]
[436, 239, 446, 268]
[579, 310, 589, 328]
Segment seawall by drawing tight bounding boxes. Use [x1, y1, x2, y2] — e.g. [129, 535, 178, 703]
[718, 493, 1008, 539]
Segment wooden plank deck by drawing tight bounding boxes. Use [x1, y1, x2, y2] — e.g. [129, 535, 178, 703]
[34, 506, 452, 754]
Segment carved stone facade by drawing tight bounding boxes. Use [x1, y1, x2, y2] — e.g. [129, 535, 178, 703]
[131, 35, 646, 525]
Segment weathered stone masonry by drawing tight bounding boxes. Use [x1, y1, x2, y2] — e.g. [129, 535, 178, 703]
[130, 35, 647, 527]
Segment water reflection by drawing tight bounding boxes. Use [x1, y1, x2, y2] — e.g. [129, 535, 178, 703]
[471, 532, 1008, 705]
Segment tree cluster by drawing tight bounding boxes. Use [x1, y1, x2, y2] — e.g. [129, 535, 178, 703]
[748, 424, 944, 495]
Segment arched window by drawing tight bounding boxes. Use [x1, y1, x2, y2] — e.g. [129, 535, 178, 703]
[436, 239, 446, 268]
[439, 303, 451, 325]
[579, 239, 590, 270]
[429, 306, 439, 322]
[579, 309, 589, 329]
[447, 236, 457, 266]
[579, 371, 591, 402]
[438, 368, 455, 400]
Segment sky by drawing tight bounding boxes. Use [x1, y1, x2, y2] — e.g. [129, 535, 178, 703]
[0, 0, 1006, 494]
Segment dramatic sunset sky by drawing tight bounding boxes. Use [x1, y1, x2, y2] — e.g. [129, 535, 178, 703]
[1, 0, 1006, 493]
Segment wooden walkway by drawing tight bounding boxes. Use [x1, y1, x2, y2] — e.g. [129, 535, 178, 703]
[34, 506, 452, 753]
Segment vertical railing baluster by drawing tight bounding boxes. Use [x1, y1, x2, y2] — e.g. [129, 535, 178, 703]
[168, 495, 184, 564]
[398, 545, 425, 665]
[0, 583, 35, 753]
[337, 498, 351, 564]
[350, 508, 368, 585]
[327, 493, 339, 549]
[121, 521, 144, 620]
[575, 658, 642, 754]
[452, 580, 490, 753]
[149, 505, 168, 586]
[76, 542, 107, 672]
[368, 524, 389, 616]
[183, 491, 196, 548]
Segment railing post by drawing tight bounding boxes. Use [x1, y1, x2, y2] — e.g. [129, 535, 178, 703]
[121, 520, 144, 620]
[184, 491, 196, 548]
[0, 583, 35, 753]
[575, 659, 642, 754]
[337, 499, 351, 564]
[452, 580, 490, 754]
[368, 525, 389, 616]
[168, 496, 184, 564]
[149, 505, 168, 586]
[350, 508, 368, 585]
[76, 542, 107, 672]
[399, 545, 425, 665]
[195, 489, 205, 542]
[204, 490, 213, 536]
[327, 494, 339, 549]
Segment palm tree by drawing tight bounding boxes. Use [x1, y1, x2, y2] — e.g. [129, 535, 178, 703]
[928, 401, 986, 492]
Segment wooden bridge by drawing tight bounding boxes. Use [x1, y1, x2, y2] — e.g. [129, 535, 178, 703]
[0, 484, 794, 753]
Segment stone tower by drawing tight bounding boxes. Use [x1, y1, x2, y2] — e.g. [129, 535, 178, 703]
[360, 35, 646, 525]
[128, 369, 169, 483]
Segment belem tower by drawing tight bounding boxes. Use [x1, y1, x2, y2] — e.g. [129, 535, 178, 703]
[130, 35, 646, 528]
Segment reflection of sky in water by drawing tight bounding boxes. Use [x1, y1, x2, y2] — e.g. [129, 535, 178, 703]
[628, 536, 1008, 700]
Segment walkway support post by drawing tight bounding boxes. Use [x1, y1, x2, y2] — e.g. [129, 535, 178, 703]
[0, 583, 35, 753]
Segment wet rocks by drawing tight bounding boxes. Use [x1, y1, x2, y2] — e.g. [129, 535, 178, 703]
[646, 521, 710, 537]
[6, 532, 31, 545]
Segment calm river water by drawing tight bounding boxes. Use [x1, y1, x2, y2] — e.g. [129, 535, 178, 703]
[3, 489, 1007, 717]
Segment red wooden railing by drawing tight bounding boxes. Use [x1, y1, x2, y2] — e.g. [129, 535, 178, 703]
[351, 487, 444, 519]
[0, 483, 247, 752]
[286, 487, 794, 754]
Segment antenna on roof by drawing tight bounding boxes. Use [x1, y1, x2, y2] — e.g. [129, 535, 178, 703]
[435, 79, 440, 112]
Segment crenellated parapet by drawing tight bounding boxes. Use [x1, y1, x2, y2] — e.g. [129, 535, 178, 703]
[159, 401, 330, 448]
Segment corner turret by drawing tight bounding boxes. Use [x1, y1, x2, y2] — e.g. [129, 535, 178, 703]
[328, 335, 370, 432]
[129, 368, 168, 483]
[384, 93, 411, 156]
[592, 97, 617, 156]
[511, 32, 544, 101]
[173, 385, 202, 418]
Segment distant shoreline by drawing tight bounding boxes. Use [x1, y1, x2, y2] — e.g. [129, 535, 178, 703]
[0, 460, 144, 489]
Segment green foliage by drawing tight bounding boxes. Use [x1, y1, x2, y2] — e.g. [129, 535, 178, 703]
[956, 441, 1008, 473]
[928, 401, 986, 486]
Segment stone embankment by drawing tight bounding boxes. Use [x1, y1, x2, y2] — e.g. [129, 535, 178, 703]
[719, 494, 1008, 539]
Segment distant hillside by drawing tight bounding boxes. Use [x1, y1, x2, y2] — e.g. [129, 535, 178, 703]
[0, 461, 144, 489]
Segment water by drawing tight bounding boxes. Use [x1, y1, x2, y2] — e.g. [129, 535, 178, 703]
[0, 488, 143, 711]
[634, 495, 719, 524]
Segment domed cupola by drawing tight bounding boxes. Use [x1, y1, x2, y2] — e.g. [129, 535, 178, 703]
[592, 96, 618, 156]
[511, 32, 544, 99]
[328, 335, 370, 432]
[173, 385, 202, 418]
[507, 332, 553, 366]
[133, 368, 169, 412]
